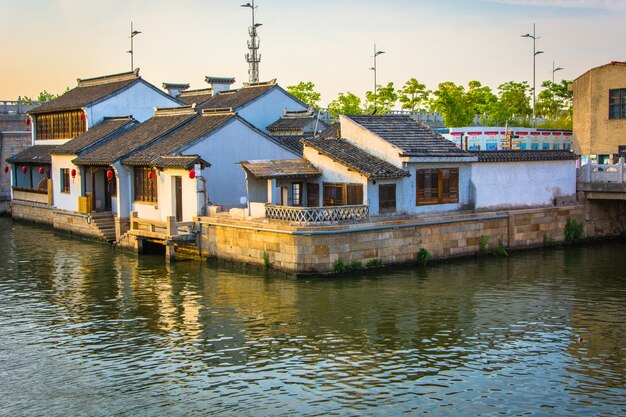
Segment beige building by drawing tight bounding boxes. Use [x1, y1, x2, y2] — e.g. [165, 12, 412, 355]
[573, 61, 626, 162]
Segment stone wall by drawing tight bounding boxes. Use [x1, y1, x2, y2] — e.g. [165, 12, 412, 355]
[197, 204, 595, 274]
[1, 114, 32, 201]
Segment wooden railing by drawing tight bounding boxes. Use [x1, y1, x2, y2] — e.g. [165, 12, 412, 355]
[130, 212, 195, 239]
[577, 162, 626, 183]
[265, 204, 369, 223]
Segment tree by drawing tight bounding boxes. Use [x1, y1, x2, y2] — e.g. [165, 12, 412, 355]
[21, 87, 69, 104]
[327, 92, 362, 118]
[535, 80, 573, 128]
[286, 81, 321, 109]
[398, 78, 430, 112]
[466, 80, 497, 121]
[486, 81, 532, 126]
[430, 81, 474, 127]
[364, 82, 398, 114]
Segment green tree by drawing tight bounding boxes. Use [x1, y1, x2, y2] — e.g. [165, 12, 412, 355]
[535, 80, 573, 129]
[286, 81, 321, 109]
[430, 81, 474, 127]
[486, 81, 532, 126]
[327, 92, 362, 117]
[398, 78, 430, 112]
[466, 80, 497, 121]
[364, 82, 398, 114]
[22, 87, 69, 104]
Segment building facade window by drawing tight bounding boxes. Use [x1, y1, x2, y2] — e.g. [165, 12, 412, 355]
[291, 182, 302, 206]
[60, 168, 70, 193]
[416, 168, 459, 206]
[322, 182, 363, 206]
[35, 111, 87, 140]
[609, 88, 626, 119]
[307, 183, 319, 207]
[134, 167, 158, 203]
[378, 184, 396, 213]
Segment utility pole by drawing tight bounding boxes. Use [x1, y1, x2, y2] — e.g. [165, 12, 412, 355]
[521, 23, 543, 126]
[369, 44, 385, 111]
[127, 22, 142, 72]
[241, 1, 262, 83]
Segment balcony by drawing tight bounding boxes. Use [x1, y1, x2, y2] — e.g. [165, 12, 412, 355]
[265, 204, 369, 223]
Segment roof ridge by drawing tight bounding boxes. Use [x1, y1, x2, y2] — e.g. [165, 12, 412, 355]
[201, 108, 235, 116]
[102, 115, 135, 121]
[154, 104, 196, 117]
[77, 69, 140, 87]
[179, 88, 213, 95]
[242, 78, 277, 88]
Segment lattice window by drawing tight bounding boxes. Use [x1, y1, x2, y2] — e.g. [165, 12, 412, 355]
[35, 111, 86, 140]
[61, 168, 70, 193]
[379, 184, 396, 213]
[416, 168, 459, 205]
[134, 167, 158, 203]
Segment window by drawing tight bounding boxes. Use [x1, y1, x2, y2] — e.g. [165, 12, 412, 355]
[609, 88, 626, 119]
[379, 184, 396, 213]
[61, 168, 70, 193]
[416, 168, 459, 206]
[322, 183, 363, 206]
[292, 183, 302, 206]
[307, 183, 319, 207]
[134, 167, 158, 203]
[35, 111, 86, 140]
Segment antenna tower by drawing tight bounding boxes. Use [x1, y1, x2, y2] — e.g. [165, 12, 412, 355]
[241, 1, 262, 83]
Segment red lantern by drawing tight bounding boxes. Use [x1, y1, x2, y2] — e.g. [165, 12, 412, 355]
[71, 169, 76, 178]
[3, 165, 8, 174]
[80, 113, 85, 120]
[148, 170, 155, 181]
[25, 118, 31, 125]
[38, 167, 44, 175]
[188, 170, 196, 179]
[106, 169, 114, 180]
[22, 166, 27, 174]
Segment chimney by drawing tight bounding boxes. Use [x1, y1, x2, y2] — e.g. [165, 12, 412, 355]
[162, 82, 190, 98]
[205, 76, 236, 96]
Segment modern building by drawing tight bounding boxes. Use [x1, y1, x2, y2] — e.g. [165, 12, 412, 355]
[572, 61, 626, 162]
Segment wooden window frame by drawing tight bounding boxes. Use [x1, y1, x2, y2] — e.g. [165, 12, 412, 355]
[35, 111, 87, 140]
[322, 182, 363, 207]
[60, 168, 70, 193]
[134, 167, 158, 203]
[609, 88, 626, 120]
[416, 168, 459, 206]
[378, 183, 396, 213]
[292, 182, 302, 206]
[306, 183, 319, 207]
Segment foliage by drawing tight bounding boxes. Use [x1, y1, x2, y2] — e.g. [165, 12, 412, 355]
[493, 236, 508, 257]
[334, 258, 346, 273]
[564, 218, 584, 244]
[327, 91, 362, 117]
[262, 251, 272, 269]
[22, 87, 69, 104]
[467, 80, 498, 121]
[535, 80, 573, 128]
[286, 81, 321, 109]
[366, 258, 384, 268]
[416, 248, 431, 266]
[479, 235, 489, 253]
[364, 82, 398, 114]
[485, 81, 532, 126]
[430, 81, 474, 127]
[398, 78, 430, 112]
[349, 260, 363, 271]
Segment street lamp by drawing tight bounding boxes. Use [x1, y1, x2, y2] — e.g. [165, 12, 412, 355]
[127, 21, 141, 72]
[369, 44, 385, 111]
[521, 23, 543, 126]
[552, 61, 564, 84]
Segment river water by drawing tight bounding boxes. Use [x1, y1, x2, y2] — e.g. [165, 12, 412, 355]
[0, 217, 624, 416]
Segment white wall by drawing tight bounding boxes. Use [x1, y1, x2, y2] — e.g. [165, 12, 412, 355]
[238, 88, 307, 132]
[185, 120, 298, 207]
[88, 81, 180, 126]
[51, 155, 81, 212]
[470, 160, 576, 209]
[338, 116, 405, 168]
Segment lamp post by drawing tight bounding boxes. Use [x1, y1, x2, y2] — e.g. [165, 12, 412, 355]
[552, 61, 564, 84]
[241, 1, 262, 83]
[521, 23, 543, 126]
[127, 21, 141, 72]
[369, 44, 385, 110]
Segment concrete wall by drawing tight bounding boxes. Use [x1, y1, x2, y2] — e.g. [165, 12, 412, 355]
[338, 116, 405, 167]
[185, 120, 298, 208]
[198, 205, 595, 274]
[238, 88, 307, 132]
[51, 155, 81, 212]
[573, 63, 626, 156]
[1, 114, 32, 201]
[471, 160, 577, 209]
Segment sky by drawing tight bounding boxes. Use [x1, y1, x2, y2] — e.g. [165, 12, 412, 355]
[1, 0, 625, 106]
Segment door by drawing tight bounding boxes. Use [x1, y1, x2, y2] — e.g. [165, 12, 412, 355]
[174, 176, 183, 222]
[103, 170, 112, 211]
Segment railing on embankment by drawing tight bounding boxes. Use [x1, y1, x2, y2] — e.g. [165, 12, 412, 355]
[265, 204, 369, 223]
[129, 212, 195, 241]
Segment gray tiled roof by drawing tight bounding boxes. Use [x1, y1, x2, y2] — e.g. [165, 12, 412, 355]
[205, 76, 235, 85]
[266, 116, 328, 133]
[152, 155, 210, 170]
[197, 84, 276, 110]
[51, 117, 136, 155]
[29, 71, 140, 115]
[7, 145, 57, 164]
[268, 135, 308, 156]
[303, 138, 409, 180]
[241, 159, 321, 179]
[318, 123, 340, 138]
[73, 112, 196, 166]
[470, 150, 579, 162]
[177, 88, 214, 106]
[346, 115, 470, 157]
[122, 112, 235, 166]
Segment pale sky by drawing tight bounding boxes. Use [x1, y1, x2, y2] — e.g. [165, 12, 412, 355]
[2, 0, 625, 106]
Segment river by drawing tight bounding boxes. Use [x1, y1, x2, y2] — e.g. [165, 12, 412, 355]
[0, 217, 624, 416]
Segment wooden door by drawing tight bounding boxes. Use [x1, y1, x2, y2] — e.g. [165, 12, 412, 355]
[174, 176, 182, 222]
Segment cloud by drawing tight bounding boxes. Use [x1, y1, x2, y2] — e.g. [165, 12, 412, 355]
[481, 0, 626, 10]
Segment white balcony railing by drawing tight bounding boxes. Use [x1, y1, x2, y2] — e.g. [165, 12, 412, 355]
[577, 162, 626, 183]
[265, 204, 369, 223]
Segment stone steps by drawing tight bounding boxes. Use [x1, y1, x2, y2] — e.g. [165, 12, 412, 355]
[90, 211, 116, 242]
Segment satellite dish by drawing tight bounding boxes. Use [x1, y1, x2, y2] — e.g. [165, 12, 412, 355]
[240, 196, 248, 205]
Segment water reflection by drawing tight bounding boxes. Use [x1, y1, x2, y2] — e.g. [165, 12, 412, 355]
[1, 218, 625, 416]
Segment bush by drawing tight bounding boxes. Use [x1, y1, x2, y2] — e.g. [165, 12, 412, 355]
[334, 259, 346, 272]
[262, 251, 272, 269]
[564, 218, 584, 244]
[349, 260, 363, 271]
[416, 248, 431, 266]
[479, 235, 489, 253]
[493, 236, 508, 257]
[366, 258, 384, 268]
